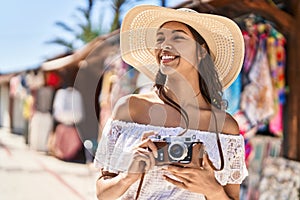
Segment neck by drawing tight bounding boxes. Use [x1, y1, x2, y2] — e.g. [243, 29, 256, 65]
[164, 72, 207, 109]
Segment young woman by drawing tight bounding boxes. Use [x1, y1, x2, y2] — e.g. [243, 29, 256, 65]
[94, 5, 248, 200]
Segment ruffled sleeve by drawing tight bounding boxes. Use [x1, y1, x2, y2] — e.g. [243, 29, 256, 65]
[94, 118, 115, 171]
[213, 134, 248, 185]
[94, 119, 146, 173]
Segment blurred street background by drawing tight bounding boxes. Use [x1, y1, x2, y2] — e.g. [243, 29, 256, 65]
[0, 127, 98, 200]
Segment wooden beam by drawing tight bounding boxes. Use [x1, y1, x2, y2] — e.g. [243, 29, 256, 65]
[284, 0, 300, 161]
[208, 0, 236, 7]
[243, 0, 295, 33]
[207, 0, 295, 35]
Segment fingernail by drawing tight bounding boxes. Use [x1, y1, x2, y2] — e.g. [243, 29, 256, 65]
[154, 151, 158, 158]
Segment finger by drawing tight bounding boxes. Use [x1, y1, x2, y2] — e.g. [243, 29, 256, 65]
[141, 131, 157, 140]
[169, 173, 191, 184]
[137, 138, 158, 158]
[143, 154, 151, 171]
[165, 167, 197, 182]
[133, 150, 149, 161]
[202, 152, 214, 171]
[146, 139, 158, 158]
[136, 148, 155, 171]
[166, 165, 190, 174]
[201, 151, 208, 169]
[163, 175, 187, 189]
[147, 149, 156, 170]
[130, 152, 150, 173]
[133, 138, 151, 149]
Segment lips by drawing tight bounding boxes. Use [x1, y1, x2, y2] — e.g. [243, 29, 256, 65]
[160, 52, 179, 64]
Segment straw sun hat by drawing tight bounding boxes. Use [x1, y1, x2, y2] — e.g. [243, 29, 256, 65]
[120, 5, 244, 89]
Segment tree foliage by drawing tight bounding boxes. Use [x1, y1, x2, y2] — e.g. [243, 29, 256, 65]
[46, 0, 167, 51]
[46, 0, 102, 52]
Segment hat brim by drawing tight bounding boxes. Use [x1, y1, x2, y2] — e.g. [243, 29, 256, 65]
[120, 5, 244, 89]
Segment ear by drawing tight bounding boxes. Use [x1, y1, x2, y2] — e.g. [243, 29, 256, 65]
[197, 45, 207, 61]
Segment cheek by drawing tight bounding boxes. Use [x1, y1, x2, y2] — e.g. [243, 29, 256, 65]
[176, 43, 198, 65]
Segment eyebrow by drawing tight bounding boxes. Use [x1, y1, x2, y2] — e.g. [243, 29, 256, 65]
[156, 29, 188, 36]
[172, 29, 188, 34]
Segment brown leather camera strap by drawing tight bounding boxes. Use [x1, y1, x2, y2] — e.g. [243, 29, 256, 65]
[135, 172, 145, 200]
[208, 110, 224, 171]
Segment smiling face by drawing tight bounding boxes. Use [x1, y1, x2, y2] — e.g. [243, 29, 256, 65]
[154, 21, 199, 76]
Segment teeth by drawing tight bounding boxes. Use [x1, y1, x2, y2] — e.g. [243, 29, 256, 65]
[161, 55, 175, 60]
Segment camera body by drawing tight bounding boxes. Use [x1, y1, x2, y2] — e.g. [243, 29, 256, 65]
[152, 135, 202, 166]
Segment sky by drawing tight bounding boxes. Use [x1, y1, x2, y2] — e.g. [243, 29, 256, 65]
[0, 0, 183, 74]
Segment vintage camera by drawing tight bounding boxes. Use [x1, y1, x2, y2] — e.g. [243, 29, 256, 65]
[152, 135, 202, 166]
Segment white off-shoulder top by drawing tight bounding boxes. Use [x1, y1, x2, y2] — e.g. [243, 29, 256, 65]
[94, 119, 248, 200]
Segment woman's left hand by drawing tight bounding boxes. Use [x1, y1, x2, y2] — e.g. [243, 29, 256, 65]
[163, 153, 224, 196]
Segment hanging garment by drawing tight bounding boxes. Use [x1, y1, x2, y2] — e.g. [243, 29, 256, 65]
[240, 34, 274, 125]
[51, 124, 83, 161]
[46, 71, 61, 88]
[22, 94, 34, 120]
[9, 75, 27, 98]
[269, 104, 283, 136]
[35, 86, 54, 113]
[25, 70, 45, 90]
[242, 29, 258, 87]
[29, 111, 53, 152]
[53, 87, 84, 125]
[267, 33, 286, 136]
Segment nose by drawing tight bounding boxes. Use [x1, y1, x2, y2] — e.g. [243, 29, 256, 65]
[162, 44, 172, 51]
[154, 43, 173, 51]
[154, 38, 173, 51]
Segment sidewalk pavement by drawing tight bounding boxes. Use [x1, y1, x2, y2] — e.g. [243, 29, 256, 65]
[0, 128, 99, 200]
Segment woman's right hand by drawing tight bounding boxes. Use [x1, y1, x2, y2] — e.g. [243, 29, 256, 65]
[125, 131, 158, 181]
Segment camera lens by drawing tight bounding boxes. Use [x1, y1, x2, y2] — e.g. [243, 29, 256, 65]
[168, 142, 188, 161]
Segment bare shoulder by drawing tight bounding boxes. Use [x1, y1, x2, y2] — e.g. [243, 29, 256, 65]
[218, 113, 240, 135]
[111, 92, 158, 122]
[222, 113, 240, 135]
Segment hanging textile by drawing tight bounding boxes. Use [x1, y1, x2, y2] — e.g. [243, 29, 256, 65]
[240, 33, 274, 125]
[53, 87, 84, 125]
[241, 28, 258, 87]
[25, 70, 45, 90]
[231, 17, 287, 137]
[267, 29, 286, 136]
[45, 71, 61, 89]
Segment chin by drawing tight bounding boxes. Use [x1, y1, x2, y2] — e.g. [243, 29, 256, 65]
[159, 65, 177, 76]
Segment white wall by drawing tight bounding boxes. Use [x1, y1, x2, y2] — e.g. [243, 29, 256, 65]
[0, 84, 11, 128]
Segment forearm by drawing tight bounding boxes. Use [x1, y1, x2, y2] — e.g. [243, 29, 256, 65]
[205, 187, 231, 200]
[96, 173, 138, 200]
[206, 184, 239, 200]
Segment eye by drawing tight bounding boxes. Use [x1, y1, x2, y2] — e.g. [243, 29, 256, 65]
[173, 35, 185, 40]
[156, 37, 164, 44]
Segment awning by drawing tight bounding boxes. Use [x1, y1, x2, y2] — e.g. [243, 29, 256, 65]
[0, 73, 16, 84]
[41, 30, 120, 71]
